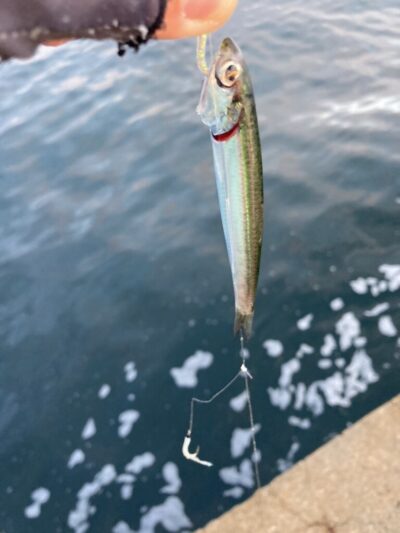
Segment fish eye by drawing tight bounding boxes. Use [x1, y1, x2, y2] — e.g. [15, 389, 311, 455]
[217, 61, 242, 88]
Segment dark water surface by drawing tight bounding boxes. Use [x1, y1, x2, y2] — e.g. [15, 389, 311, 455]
[1, 1, 399, 531]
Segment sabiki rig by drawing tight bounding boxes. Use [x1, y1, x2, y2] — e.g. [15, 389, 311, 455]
[181, 35, 263, 492]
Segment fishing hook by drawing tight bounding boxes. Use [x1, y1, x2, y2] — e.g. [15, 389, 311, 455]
[182, 431, 213, 467]
[196, 34, 209, 76]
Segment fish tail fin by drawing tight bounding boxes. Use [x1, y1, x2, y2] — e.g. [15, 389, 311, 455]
[234, 310, 253, 339]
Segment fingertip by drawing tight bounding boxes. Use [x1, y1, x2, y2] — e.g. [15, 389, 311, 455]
[43, 39, 71, 47]
[156, 0, 238, 40]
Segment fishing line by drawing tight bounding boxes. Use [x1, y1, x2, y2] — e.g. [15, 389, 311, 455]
[196, 34, 209, 75]
[196, 33, 215, 77]
[240, 334, 262, 490]
[182, 333, 261, 489]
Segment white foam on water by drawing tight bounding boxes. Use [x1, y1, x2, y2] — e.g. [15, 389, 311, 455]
[318, 349, 378, 410]
[270, 335, 378, 417]
[378, 315, 398, 337]
[350, 278, 369, 294]
[320, 334, 337, 357]
[223, 486, 244, 499]
[98, 384, 111, 399]
[374, 281, 388, 296]
[24, 487, 50, 519]
[277, 441, 300, 473]
[354, 336, 367, 348]
[270, 266, 388, 425]
[267, 387, 292, 410]
[125, 452, 155, 475]
[68, 449, 85, 469]
[345, 349, 379, 398]
[160, 462, 181, 495]
[297, 313, 313, 331]
[68, 464, 116, 533]
[293, 383, 307, 410]
[118, 410, 140, 438]
[170, 350, 213, 388]
[124, 362, 137, 383]
[117, 474, 135, 484]
[120, 484, 133, 500]
[318, 359, 332, 370]
[230, 425, 261, 459]
[379, 264, 400, 292]
[364, 303, 389, 317]
[296, 343, 314, 358]
[81, 418, 96, 440]
[114, 453, 156, 503]
[262, 339, 283, 357]
[288, 416, 311, 429]
[278, 359, 301, 388]
[229, 390, 247, 412]
[118, 409, 140, 439]
[219, 459, 254, 489]
[319, 372, 349, 408]
[31, 487, 50, 504]
[113, 522, 133, 533]
[127, 393, 136, 402]
[305, 382, 325, 415]
[330, 298, 344, 311]
[24, 503, 42, 519]
[350, 267, 400, 298]
[335, 312, 361, 351]
[138, 496, 192, 533]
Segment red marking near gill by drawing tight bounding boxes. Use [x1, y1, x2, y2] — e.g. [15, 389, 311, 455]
[212, 121, 240, 142]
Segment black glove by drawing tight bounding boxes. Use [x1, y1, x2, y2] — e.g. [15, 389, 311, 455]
[0, 0, 167, 61]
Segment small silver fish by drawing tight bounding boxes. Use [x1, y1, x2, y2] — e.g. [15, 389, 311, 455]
[197, 37, 264, 338]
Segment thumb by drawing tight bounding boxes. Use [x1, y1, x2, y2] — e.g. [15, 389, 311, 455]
[156, 0, 238, 40]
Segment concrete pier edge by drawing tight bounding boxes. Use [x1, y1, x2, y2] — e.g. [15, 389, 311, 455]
[197, 395, 400, 533]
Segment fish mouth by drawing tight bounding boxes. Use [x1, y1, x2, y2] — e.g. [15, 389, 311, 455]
[220, 37, 241, 56]
[212, 120, 240, 142]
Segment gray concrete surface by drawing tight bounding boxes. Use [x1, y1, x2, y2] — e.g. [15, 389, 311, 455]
[198, 395, 400, 533]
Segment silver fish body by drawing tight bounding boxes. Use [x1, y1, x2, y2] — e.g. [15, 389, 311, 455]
[197, 38, 263, 338]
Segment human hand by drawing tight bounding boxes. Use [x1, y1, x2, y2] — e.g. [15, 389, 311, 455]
[46, 0, 238, 47]
[0, 0, 238, 61]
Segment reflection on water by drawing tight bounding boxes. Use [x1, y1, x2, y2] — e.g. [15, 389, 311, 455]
[0, 0, 399, 531]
